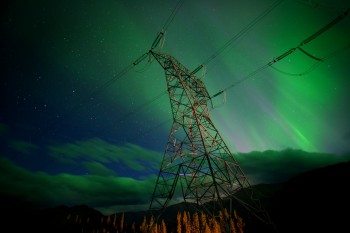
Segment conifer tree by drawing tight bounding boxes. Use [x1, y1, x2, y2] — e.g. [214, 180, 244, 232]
[204, 223, 211, 233]
[192, 212, 200, 233]
[113, 213, 117, 228]
[120, 212, 125, 233]
[200, 212, 207, 232]
[151, 221, 158, 233]
[161, 219, 167, 233]
[233, 210, 244, 233]
[177, 212, 182, 233]
[149, 215, 160, 233]
[214, 219, 221, 233]
[208, 216, 215, 231]
[183, 211, 187, 226]
[150, 215, 155, 228]
[140, 216, 148, 233]
[132, 222, 136, 233]
[219, 210, 225, 231]
[183, 211, 191, 233]
[229, 217, 237, 233]
[224, 208, 229, 220]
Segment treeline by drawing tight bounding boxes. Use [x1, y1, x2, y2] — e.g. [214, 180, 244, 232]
[139, 209, 244, 233]
[67, 208, 245, 233]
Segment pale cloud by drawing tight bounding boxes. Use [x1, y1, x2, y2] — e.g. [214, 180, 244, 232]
[0, 156, 157, 215]
[82, 161, 117, 176]
[48, 138, 163, 173]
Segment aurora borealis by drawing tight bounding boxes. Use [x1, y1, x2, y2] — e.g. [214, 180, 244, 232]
[1, 0, 350, 215]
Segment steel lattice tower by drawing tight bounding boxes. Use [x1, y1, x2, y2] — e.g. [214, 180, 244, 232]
[148, 50, 268, 220]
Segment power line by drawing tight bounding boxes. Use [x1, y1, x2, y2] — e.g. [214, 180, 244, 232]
[107, 0, 285, 140]
[66, 0, 185, 116]
[292, 0, 347, 12]
[128, 0, 286, 118]
[49, 1, 186, 155]
[299, 8, 349, 46]
[32, 51, 149, 141]
[33, 1, 186, 142]
[197, 0, 285, 69]
[162, 0, 185, 31]
[129, 40, 350, 149]
[53, 3, 349, 160]
[209, 7, 349, 99]
[128, 118, 173, 143]
[150, 0, 185, 51]
[100, 90, 168, 136]
[118, 5, 350, 141]
[270, 42, 350, 76]
[77, 0, 186, 103]
[93, 0, 187, 138]
[114, 5, 350, 145]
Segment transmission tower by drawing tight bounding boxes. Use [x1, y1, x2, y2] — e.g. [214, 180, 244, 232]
[148, 50, 270, 224]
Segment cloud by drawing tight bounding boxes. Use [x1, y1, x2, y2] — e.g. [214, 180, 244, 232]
[9, 140, 39, 154]
[82, 161, 117, 176]
[0, 156, 157, 215]
[48, 138, 163, 174]
[235, 149, 350, 184]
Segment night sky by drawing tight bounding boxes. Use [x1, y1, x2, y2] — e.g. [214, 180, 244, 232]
[1, 0, 350, 215]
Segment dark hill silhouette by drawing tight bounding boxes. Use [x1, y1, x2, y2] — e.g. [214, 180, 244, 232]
[1, 160, 349, 232]
[268, 160, 350, 233]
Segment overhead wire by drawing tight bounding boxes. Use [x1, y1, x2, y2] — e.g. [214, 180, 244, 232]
[118, 2, 349, 227]
[53, 0, 185, 156]
[100, 0, 285, 136]
[116, 2, 350, 143]
[51, 4, 349, 224]
[128, 118, 173, 143]
[209, 7, 349, 99]
[270, 42, 350, 76]
[114, 0, 286, 134]
[47, 2, 349, 162]
[95, 0, 186, 137]
[141, 7, 349, 225]
[39, 0, 181, 148]
[269, 62, 322, 76]
[74, 0, 186, 108]
[99, 90, 168, 136]
[131, 6, 350, 141]
[162, 0, 185, 31]
[292, 0, 346, 12]
[33, 0, 186, 142]
[32, 51, 149, 141]
[194, 0, 285, 72]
